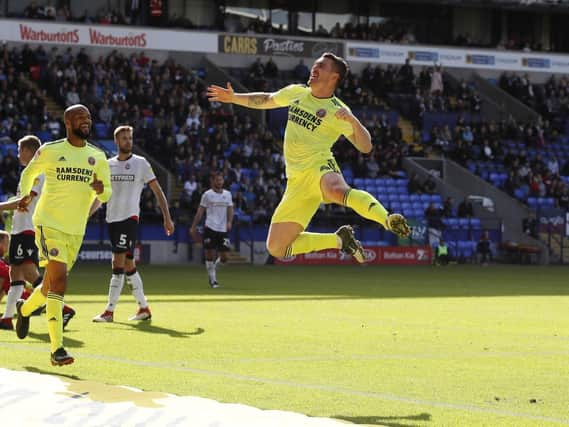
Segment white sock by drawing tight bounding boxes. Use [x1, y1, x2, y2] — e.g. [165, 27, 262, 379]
[105, 273, 125, 312]
[205, 261, 216, 282]
[127, 271, 148, 309]
[2, 283, 24, 319]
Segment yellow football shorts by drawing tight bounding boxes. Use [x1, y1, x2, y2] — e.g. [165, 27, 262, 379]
[271, 157, 342, 229]
[35, 225, 84, 271]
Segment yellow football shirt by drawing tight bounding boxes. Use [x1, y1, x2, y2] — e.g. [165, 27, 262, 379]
[19, 138, 112, 236]
[272, 84, 354, 177]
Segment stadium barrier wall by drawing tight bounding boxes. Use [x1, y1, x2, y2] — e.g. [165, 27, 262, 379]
[273, 246, 432, 266]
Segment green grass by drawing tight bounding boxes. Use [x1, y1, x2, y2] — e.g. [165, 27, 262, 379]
[1, 264, 569, 426]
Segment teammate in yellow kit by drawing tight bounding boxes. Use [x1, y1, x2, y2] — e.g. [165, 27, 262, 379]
[207, 53, 410, 262]
[16, 104, 112, 366]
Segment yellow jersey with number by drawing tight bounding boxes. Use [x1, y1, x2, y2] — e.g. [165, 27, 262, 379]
[19, 138, 112, 236]
[272, 84, 354, 177]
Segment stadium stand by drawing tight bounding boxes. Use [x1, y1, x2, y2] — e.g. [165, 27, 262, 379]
[0, 42, 498, 258]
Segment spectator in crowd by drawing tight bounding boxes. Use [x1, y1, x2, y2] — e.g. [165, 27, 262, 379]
[423, 174, 436, 194]
[293, 59, 310, 82]
[265, 57, 278, 78]
[429, 64, 443, 95]
[434, 239, 449, 266]
[523, 214, 539, 239]
[250, 58, 265, 78]
[477, 230, 492, 266]
[407, 172, 423, 194]
[442, 197, 453, 217]
[457, 197, 474, 218]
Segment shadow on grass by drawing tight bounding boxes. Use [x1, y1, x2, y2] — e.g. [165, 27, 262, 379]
[24, 366, 81, 381]
[113, 321, 204, 338]
[334, 412, 431, 427]
[27, 332, 85, 348]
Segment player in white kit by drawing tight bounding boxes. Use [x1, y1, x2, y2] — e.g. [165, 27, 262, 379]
[190, 171, 234, 288]
[92, 126, 174, 323]
[0, 135, 75, 330]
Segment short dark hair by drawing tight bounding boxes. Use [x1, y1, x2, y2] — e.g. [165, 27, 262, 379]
[322, 52, 349, 88]
[18, 135, 41, 153]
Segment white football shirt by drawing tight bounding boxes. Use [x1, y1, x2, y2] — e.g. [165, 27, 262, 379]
[200, 189, 233, 232]
[12, 174, 44, 234]
[106, 154, 156, 223]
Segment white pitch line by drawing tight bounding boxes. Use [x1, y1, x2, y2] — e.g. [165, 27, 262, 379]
[1, 342, 568, 425]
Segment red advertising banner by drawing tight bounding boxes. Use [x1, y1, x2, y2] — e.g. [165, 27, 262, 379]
[274, 246, 432, 265]
[0, 20, 217, 53]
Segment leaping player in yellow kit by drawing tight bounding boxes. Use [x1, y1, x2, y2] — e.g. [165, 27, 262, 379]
[207, 53, 410, 262]
[15, 104, 112, 366]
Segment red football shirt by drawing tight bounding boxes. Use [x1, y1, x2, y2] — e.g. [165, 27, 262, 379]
[0, 259, 9, 294]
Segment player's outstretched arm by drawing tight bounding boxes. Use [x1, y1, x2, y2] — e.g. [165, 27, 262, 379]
[336, 108, 372, 154]
[207, 82, 280, 110]
[148, 180, 175, 236]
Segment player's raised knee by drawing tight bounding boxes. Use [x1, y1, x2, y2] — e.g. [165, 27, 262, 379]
[266, 240, 286, 258]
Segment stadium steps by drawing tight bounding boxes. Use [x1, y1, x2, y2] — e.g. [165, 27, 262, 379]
[225, 250, 249, 264]
[21, 77, 64, 118]
[540, 232, 569, 263]
[398, 116, 415, 144]
[398, 116, 424, 156]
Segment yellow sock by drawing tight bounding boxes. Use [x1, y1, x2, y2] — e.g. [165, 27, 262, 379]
[344, 188, 388, 227]
[286, 232, 339, 256]
[21, 286, 47, 317]
[46, 292, 64, 353]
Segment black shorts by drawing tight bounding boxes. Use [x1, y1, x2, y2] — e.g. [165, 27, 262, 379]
[9, 233, 38, 265]
[108, 218, 138, 254]
[203, 227, 230, 252]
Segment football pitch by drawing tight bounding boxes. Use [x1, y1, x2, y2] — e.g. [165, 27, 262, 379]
[1, 264, 568, 426]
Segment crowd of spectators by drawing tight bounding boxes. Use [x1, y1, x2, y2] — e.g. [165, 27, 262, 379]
[499, 73, 569, 124]
[8, 2, 569, 54]
[0, 43, 63, 198]
[238, 57, 481, 130]
[236, 17, 416, 45]
[1, 45, 417, 226]
[15, 0, 178, 28]
[425, 114, 569, 210]
[360, 61, 481, 126]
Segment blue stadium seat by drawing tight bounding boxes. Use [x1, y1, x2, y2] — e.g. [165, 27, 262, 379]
[446, 218, 459, 229]
[469, 218, 481, 229]
[390, 202, 401, 211]
[431, 195, 442, 204]
[527, 197, 538, 208]
[95, 123, 110, 139]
